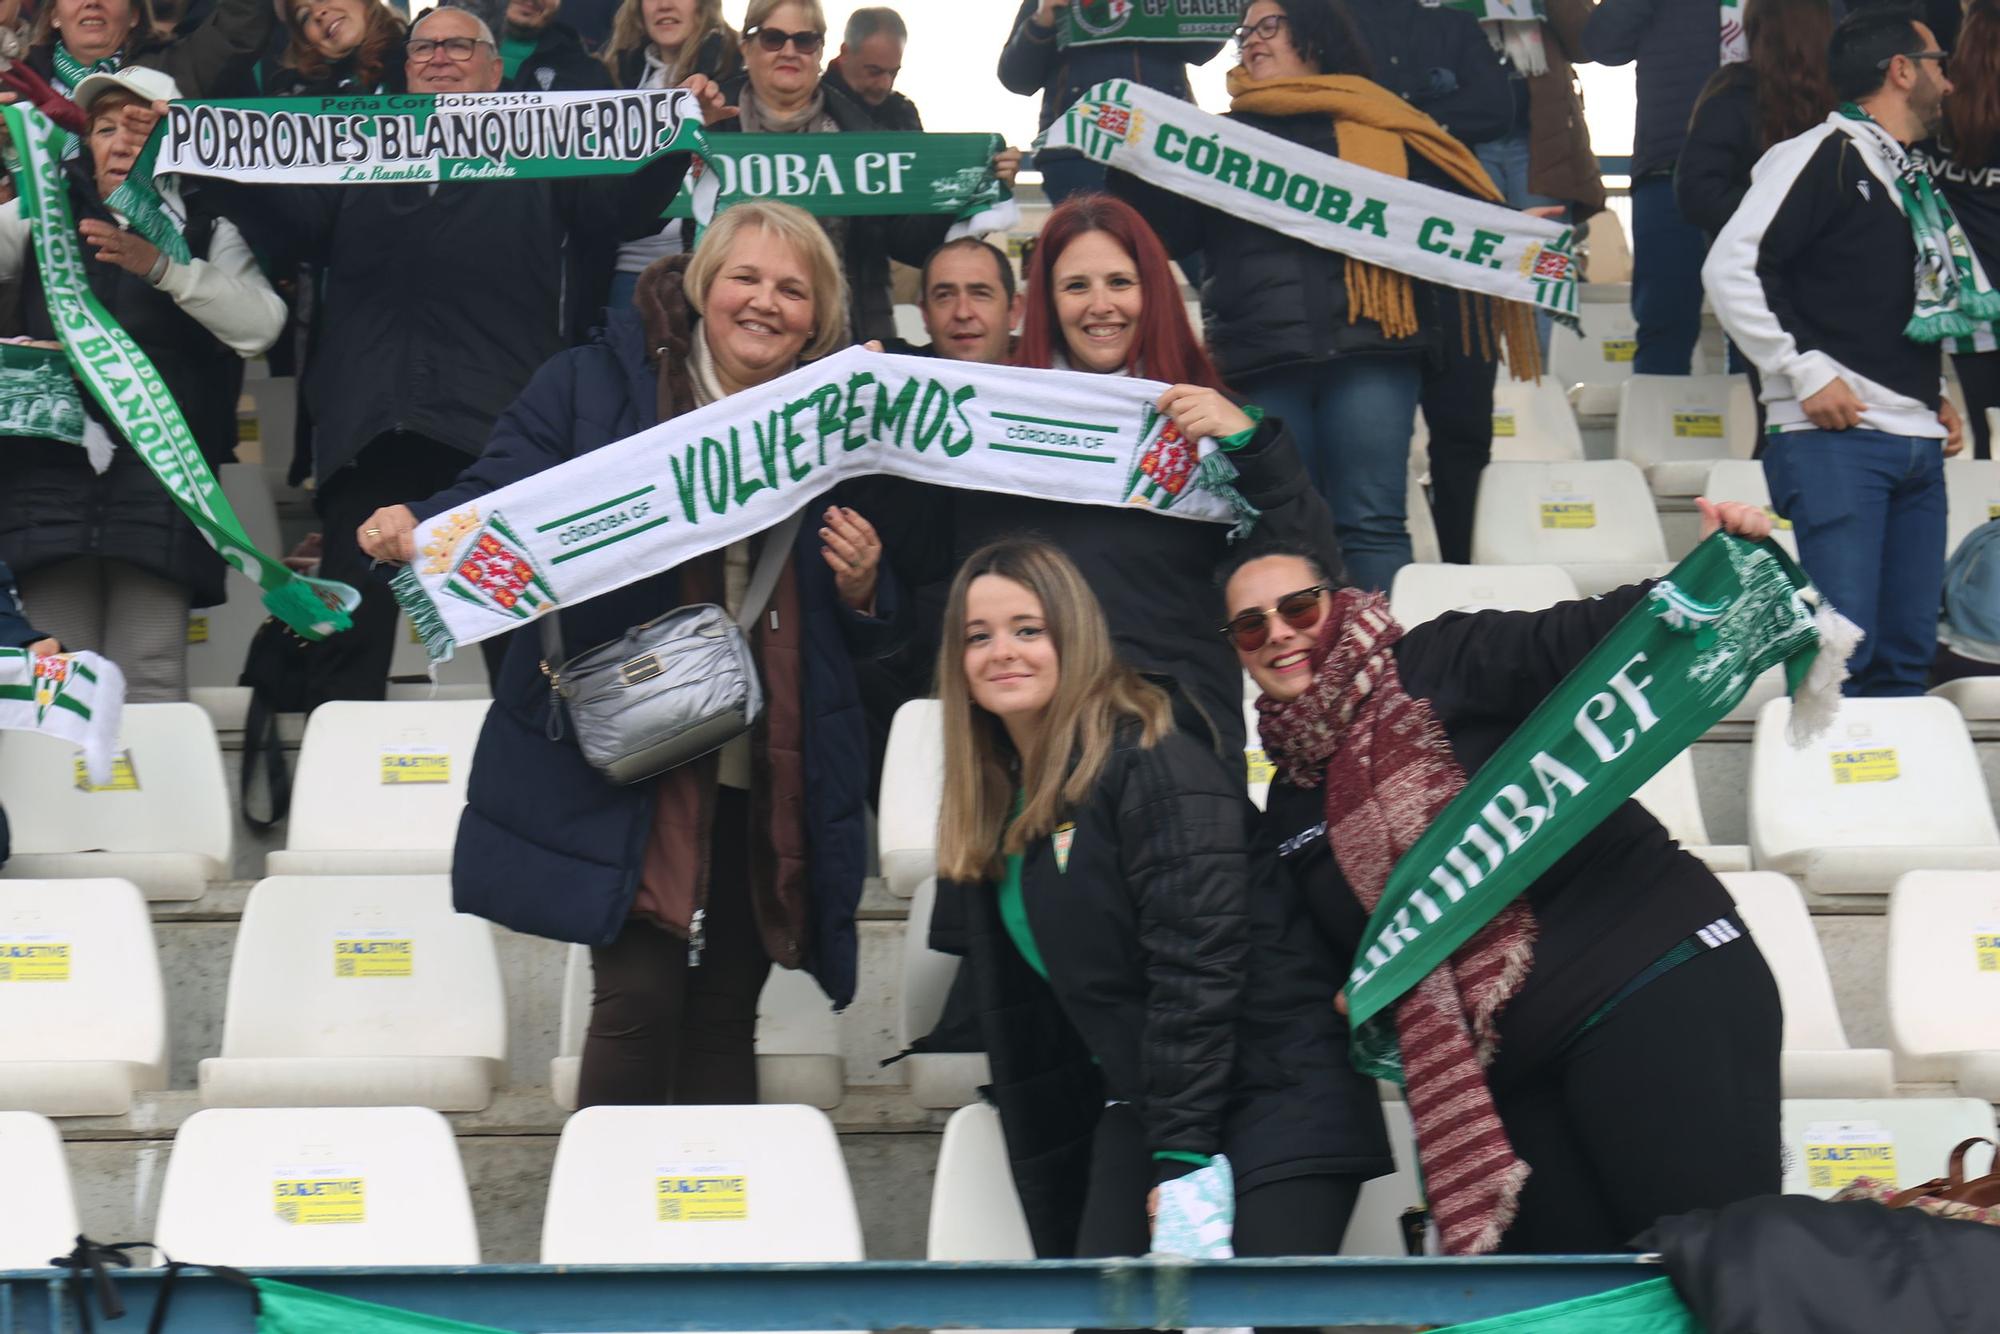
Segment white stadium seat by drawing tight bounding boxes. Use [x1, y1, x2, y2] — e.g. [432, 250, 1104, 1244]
[386, 615, 492, 695]
[1703, 459, 1799, 559]
[1342, 1099, 1420, 1257]
[878, 699, 943, 900]
[1945, 459, 2000, 555]
[1781, 1097, 1998, 1199]
[1550, 284, 1641, 416]
[0, 1112, 80, 1267]
[1721, 872, 1894, 1097]
[1489, 375, 1587, 461]
[153, 1106, 481, 1265]
[1615, 374, 1757, 497]
[928, 1102, 1033, 1261]
[1244, 674, 1272, 812]
[0, 703, 230, 900]
[185, 463, 286, 731]
[899, 876, 991, 1110]
[1749, 697, 2000, 897]
[198, 875, 507, 1112]
[540, 1104, 863, 1264]
[551, 952, 842, 1111]
[267, 700, 490, 876]
[1931, 677, 2000, 723]
[1407, 457, 1442, 566]
[1633, 752, 1748, 872]
[1469, 460, 1671, 596]
[1387, 563, 1579, 629]
[0, 879, 165, 1116]
[1887, 871, 2000, 1096]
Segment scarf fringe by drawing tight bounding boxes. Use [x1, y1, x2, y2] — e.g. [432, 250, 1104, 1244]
[1788, 599, 1865, 745]
[1191, 449, 1261, 540]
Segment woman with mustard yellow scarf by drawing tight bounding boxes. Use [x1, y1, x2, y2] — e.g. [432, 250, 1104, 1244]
[1109, 0, 1534, 595]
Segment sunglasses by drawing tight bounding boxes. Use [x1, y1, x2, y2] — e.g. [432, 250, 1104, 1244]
[746, 24, 824, 54]
[1220, 585, 1327, 653]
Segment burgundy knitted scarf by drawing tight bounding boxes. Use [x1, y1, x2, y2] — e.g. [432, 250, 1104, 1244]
[1258, 588, 1536, 1254]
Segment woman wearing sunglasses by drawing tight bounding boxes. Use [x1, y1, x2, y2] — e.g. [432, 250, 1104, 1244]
[1220, 499, 1786, 1254]
[935, 539, 1390, 1269]
[695, 0, 1019, 344]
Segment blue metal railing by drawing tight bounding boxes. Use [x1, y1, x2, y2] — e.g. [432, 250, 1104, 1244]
[0, 1256, 1663, 1332]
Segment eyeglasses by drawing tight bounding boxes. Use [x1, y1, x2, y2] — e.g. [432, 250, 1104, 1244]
[1220, 585, 1327, 652]
[1232, 13, 1290, 47]
[746, 24, 824, 54]
[1878, 48, 1949, 71]
[408, 35, 492, 61]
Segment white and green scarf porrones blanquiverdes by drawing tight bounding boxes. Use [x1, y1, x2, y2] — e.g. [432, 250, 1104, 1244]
[392, 348, 1253, 661]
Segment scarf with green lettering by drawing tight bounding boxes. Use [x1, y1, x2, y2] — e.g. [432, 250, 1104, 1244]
[1058, 0, 1235, 46]
[49, 41, 119, 94]
[0, 102, 357, 639]
[1839, 103, 2000, 351]
[1258, 534, 1855, 1253]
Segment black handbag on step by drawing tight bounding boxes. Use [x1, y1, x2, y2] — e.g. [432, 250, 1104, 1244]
[237, 617, 313, 830]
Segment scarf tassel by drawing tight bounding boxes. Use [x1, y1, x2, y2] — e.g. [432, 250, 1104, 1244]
[1192, 449, 1262, 541]
[1787, 594, 1865, 745]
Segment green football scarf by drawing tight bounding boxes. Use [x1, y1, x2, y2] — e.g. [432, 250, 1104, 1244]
[0, 103, 358, 639]
[1439, 1278, 1699, 1333]
[256, 1280, 510, 1333]
[108, 89, 714, 262]
[1343, 533, 1853, 1077]
[0, 342, 88, 447]
[1839, 103, 2000, 350]
[1441, 0, 1545, 19]
[1059, 0, 1236, 46]
[49, 41, 119, 94]
[662, 131, 1016, 236]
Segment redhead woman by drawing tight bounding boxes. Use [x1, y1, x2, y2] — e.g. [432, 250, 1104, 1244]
[937, 540, 1389, 1271]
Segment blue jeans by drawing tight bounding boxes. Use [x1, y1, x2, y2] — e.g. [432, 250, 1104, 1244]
[1629, 174, 1707, 376]
[1241, 356, 1425, 593]
[1763, 429, 1948, 696]
[1475, 131, 1566, 358]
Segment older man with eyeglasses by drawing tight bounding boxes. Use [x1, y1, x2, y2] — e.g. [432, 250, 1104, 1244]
[213, 2, 699, 706]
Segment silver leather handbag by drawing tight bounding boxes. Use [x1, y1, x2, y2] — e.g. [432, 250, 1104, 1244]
[537, 514, 804, 786]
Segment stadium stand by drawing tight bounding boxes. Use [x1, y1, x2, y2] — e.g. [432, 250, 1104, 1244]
[152, 1106, 481, 1265]
[1342, 1099, 1421, 1257]
[1779, 1097, 1998, 1199]
[0, 878, 165, 1117]
[0, 1112, 80, 1267]
[1931, 678, 2000, 725]
[926, 1102, 1034, 1261]
[877, 699, 943, 900]
[1614, 374, 1757, 498]
[1945, 460, 2000, 556]
[1886, 871, 2000, 1096]
[1469, 460, 1672, 596]
[1634, 752, 1750, 873]
[1702, 459, 1799, 559]
[198, 875, 507, 1111]
[0, 703, 230, 900]
[1387, 563, 1580, 628]
[897, 875, 989, 1110]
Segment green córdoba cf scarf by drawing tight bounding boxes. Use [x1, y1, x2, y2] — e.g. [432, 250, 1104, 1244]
[392, 347, 1252, 662]
[1343, 533, 1858, 1075]
[0, 103, 358, 639]
[1059, 0, 1236, 46]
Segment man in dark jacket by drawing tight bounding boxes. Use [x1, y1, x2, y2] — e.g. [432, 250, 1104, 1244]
[500, 0, 611, 91]
[227, 5, 690, 706]
[1586, 0, 1722, 374]
[998, 0, 1222, 209]
[823, 5, 922, 131]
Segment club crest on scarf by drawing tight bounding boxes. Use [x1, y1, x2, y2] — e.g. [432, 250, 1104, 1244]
[423, 508, 557, 621]
[1072, 0, 1135, 38]
[32, 653, 72, 724]
[1060, 83, 1144, 163]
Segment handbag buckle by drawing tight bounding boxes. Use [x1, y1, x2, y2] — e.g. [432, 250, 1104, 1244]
[620, 653, 664, 685]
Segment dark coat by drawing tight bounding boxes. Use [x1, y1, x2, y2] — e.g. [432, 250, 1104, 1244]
[0, 560, 46, 649]
[1523, 0, 1608, 213]
[822, 60, 923, 131]
[951, 725, 1391, 1258]
[709, 75, 952, 345]
[1109, 106, 1459, 379]
[1584, 0, 1719, 179]
[1343, 0, 1513, 148]
[996, 0, 1222, 154]
[418, 305, 873, 1008]
[0, 174, 242, 608]
[506, 22, 613, 93]
[221, 149, 689, 483]
[1675, 66, 1759, 239]
[27, 0, 272, 97]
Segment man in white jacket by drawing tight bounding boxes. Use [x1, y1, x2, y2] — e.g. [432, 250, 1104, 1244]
[1703, 6, 1978, 698]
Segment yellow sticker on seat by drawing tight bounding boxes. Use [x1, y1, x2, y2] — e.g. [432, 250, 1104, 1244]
[1492, 410, 1517, 437]
[273, 1170, 366, 1225]
[186, 615, 209, 644]
[237, 415, 260, 445]
[380, 747, 450, 785]
[74, 752, 139, 792]
[0, 938, 70, 982]
[1987, 503, 2000, 521]
[1245, 748, 1276, 786]
[1803, 1123, 1896, 1191]
[1829, 747, 1899, 784]
[1601, 338, 1636, 363]
[656, 1164, 748, 1221]
[334, 933, 415, 979]
[1977, 928, 2000, 973]
[1672, 411, 1725, 439]
[1539, 497, 1596, 529]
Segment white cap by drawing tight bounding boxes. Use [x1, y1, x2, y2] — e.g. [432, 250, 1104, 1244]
[70, 65, 182, 117]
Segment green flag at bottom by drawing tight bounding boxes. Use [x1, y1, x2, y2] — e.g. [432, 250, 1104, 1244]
[1440, 1277, 1701, 1332]
[256, 1280, 513, 1333]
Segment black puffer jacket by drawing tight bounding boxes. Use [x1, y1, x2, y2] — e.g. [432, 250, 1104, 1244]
[0, 174, 244, 607]
[1675, 65, 1759, 239]
[996, 0, 1221, 157]
[951, 724, 1392, 1258]
[505, 21, 613, 93]
[1343, 0, 1513, 148]
[1109, 105, 1460, 379]
[1584, 0, 1719, 179]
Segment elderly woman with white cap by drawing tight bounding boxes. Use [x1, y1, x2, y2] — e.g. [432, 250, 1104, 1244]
[0, 66, 285, 701]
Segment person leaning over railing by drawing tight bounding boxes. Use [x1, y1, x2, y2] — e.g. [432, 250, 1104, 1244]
[355, 202, 884, 1097]
[0, 68, 284, 705]
[1224, 500, 1785, 1254]
[931, 538, 1391, 1270]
